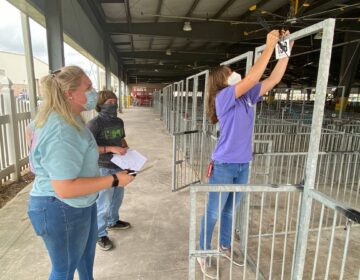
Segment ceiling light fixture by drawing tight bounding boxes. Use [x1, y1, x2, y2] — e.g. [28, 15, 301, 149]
[166, 49, 172, 55]
[183, 21, 192, 31]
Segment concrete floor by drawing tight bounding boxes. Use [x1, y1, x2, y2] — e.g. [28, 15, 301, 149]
[0, 107, 190, 280]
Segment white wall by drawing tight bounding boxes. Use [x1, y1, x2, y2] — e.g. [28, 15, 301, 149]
[0, 51, 48, 83]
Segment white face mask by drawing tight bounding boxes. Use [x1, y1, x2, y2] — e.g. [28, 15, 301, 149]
[227, 71, 242, 86]
[83, 89, 98, 111]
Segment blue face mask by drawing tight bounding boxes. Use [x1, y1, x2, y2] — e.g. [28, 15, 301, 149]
[83, 89, 98, 111]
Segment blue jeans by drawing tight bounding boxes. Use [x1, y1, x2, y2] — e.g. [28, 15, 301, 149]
[97, 167, 125, 238]
[199, 161, 249, 250]
[28, 196, 97, 280]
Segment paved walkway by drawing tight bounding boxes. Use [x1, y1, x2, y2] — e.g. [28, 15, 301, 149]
[0, 107, 190, 280]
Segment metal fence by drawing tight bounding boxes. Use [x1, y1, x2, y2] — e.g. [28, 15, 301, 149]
[189, 184, 360, 280]
[153, 18, 360, 279]
[0, 75, 32, 183]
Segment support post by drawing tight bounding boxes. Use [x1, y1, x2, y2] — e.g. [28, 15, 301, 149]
[21, 13, 37, 119]
[45, 0, 64, 71]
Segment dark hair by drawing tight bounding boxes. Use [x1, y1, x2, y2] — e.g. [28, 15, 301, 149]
[95, 90, 117, 112]
[206, 65, 231, 124]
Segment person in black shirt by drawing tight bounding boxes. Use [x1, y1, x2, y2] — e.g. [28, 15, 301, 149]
[87, 90, 131, 251]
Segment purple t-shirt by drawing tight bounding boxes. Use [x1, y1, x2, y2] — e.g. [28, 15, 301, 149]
[212, 83, 262, 163]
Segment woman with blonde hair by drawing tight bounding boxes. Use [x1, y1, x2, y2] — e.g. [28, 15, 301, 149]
[198, 30, 293, 278]
[27, 65, 134, 280]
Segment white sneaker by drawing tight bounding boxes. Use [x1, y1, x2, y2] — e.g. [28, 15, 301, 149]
[197, 257, 218, 279]
[219, 245, 244, 267]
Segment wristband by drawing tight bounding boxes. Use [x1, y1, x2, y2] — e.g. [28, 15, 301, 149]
[111, 174, 119, 187]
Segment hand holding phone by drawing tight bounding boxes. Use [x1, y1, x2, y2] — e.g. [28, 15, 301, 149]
[124, 169, 137, 176]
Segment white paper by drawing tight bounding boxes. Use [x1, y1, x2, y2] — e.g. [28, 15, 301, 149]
[111, 149, 147, 171]
[275, 39, 291, 60]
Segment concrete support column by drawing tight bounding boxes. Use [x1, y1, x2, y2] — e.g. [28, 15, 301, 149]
[118, 63, 123, 113]
[45, 0, 64, 71]
[104, 42, 111, 89]
[124, 73, 128, 108]
[20, 13, 37, 118]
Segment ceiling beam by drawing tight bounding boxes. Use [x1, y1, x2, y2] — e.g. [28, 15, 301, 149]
[126, 71, 192, 77]
[302, 0, 352, 16]
[77, 0, 122, 63]
[114, 42, 132, 45]
[98, 0, 124, 3]
[123, 64, 201, 70]
[118, 50, 230, 62]
[123, 0, 134, 53]
[128, 74, 186, 82]
[165, 0, 201, 54]
[186, 0, 201, 17]
[213, 0, 237, 18]
[106, 22, 248, 43]
[236, 0, 269, 21]
[296, 0, 317, 17]
[148, 0, 164, 50]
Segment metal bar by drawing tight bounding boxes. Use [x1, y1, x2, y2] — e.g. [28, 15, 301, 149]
[229, 193, 236, 279]
[339, 220, 351, 280]
[281, 192, 291, 280]
[309, 190, 360, 223]
[172, 135, 176, 191]
[243, 194, 250, 280]
[255, 193, 265, 279]
[191, 184, 303, 193]
[324, 211, 337, 279]
[293, 18, 336, 279]
[311, 204, 325, 280]
[20, 13, 37, 118]
[217, 192, 222, 280]
[269, 192, 279, 280]
[189, 189, 197, 280]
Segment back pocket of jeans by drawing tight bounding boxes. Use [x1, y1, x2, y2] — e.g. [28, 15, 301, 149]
[28, 209, 47, 236]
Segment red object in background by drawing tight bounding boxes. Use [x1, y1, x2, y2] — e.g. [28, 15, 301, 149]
[138, 95, 152, 105]
[131, 86, 161, 106]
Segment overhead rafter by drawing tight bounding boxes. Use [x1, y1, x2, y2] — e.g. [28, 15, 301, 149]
[193, 0, 269, 52]
[98, 0, 124, 2]
[123, 0, 135, 55]
[165, 0, 202, 53]
[148, 0, 164, 50]
[114, 42, 132, 46]
[126, 70, 193, 77]
[118, 50, 230, 62]
[296, 0, 317, 17]
[106, 22, 247, 43]
[236, 0, 269, 21]
[213, 0, 237, 18]
[302, 0, 352, 16]
[77, 0, 122, 63]
[123, 64, 204, 70]
[128, 76, 180, 83]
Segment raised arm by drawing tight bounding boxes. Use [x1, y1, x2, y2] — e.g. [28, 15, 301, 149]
[260, 32, 294, 96]
[235, 30, 280, 98]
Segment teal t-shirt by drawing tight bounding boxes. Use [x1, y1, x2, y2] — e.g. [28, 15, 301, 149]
[29, 112, 100, 208]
